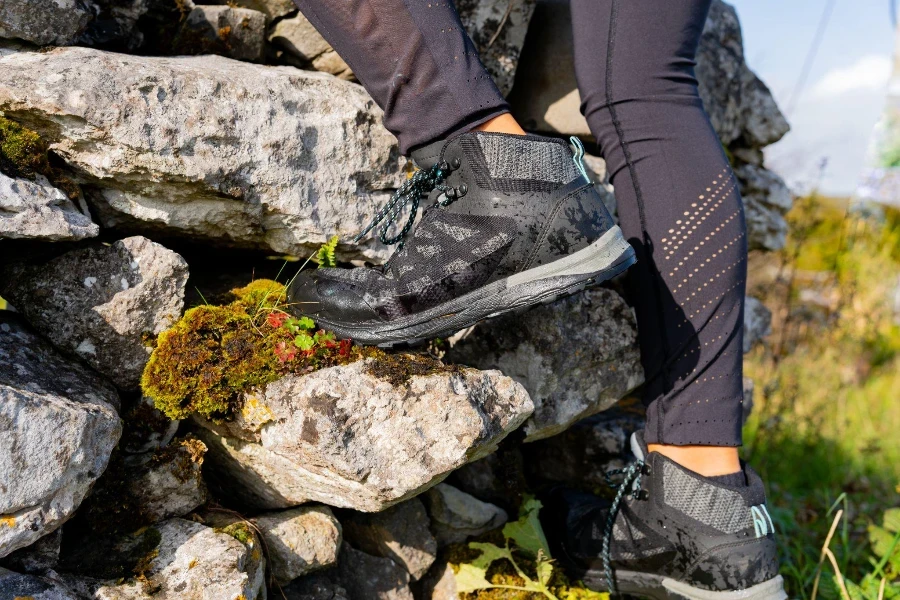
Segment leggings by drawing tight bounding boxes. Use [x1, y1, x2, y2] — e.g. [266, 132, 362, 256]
[293, 0, 748, 447]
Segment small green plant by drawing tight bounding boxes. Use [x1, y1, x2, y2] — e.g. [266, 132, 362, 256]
[316, 235, 339, 268]
[453, 496, 607, 599]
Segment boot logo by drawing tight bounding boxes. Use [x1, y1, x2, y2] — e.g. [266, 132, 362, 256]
[750, 505, 775, 538]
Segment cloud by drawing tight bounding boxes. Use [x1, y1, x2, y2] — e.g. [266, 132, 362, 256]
[809, 54, 892, 98]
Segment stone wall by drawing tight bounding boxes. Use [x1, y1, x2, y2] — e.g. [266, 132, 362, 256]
[0, 1, 784, 597]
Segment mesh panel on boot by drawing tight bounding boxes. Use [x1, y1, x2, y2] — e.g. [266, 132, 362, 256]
[476, 133, 580, 184]
[662, 461, 752, 534]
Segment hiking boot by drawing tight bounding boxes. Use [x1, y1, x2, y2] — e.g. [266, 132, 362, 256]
[287, 131, 636, 345]
[543, 431, 786, 600]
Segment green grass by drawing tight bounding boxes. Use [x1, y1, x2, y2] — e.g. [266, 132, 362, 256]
[743, 194, 900, 598]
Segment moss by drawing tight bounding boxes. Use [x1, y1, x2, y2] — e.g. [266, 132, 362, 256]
[149, 436, 206, 483]
[218, 521, 257, 547]
[362, 347, 461, 387]
[0, 116, 80, 200]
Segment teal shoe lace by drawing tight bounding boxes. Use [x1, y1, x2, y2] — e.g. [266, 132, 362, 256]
[353, 162, 460, 247]
[602, 459, 647, 597]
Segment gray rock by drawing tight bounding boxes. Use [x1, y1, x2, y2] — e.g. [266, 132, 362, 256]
[333, 543, 413, 600]
[0, 172, 98, 241]
[734, 162, 793, 251]
[521, 404, 646, 491]
[448, 287, 643, 441]
[582, 153, 618, 222]
[456, 0, 537, 96]
[416, 562, 458, 600]
[268, 13, 354, 79]
[0, 0, 93, 45]
[695, 0, 790, 147]
[60, 518, 266, 600]
[341, 498, 436, 580]
[284, 572, 351, 600]
[254, 506, 342, 586]
[173, 5, 266, 63]
[0, 236, 189, 390]
[0, 529, 62, 575]
[121, 396, 180, 455]
[0, 314, 122, 559]
[230, 0, 295, 19]
[194, 359, 533, 512]
[0, 45, 402, 261]
[76, 0, 152, 50]
[126, 438, 210, 523]
[743, 296, 772, 353]
[0, 568, 80, 600]
[423, 483, 507, 546]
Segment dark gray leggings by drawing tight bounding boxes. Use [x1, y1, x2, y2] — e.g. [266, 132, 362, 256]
[293, 0, 748, 447]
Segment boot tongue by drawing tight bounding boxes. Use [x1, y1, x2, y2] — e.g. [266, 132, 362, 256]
[630, 431, 649, 461]
[410, 138, 446, 169]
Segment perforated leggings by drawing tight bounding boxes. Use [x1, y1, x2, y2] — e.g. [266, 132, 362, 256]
[293, 0, 748, 446]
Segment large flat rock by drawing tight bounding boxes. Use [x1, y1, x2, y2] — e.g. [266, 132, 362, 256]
[0, 46, 403, 260]
[194, 359, 533, 512]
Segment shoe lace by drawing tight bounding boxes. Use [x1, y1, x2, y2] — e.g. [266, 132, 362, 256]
[602, 459, 646, 597]
[353, 163, 456, 248]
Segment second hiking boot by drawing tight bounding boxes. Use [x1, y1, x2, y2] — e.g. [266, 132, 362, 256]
[287, 131, 636, 345]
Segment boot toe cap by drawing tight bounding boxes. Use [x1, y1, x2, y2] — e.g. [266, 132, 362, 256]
[287, 271, 381, 324]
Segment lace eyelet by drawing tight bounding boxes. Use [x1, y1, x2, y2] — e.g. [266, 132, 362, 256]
[451, 157, 461, 169]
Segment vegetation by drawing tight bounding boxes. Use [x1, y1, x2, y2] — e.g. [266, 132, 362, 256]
[744, 194, 900, 599]
[0, 115, 80, 199]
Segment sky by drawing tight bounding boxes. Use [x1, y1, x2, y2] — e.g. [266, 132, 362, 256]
[729, 0, 894, 196]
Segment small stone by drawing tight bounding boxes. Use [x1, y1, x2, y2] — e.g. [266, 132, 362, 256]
[341, 498, 436, 580]
[172, 5, 266, 63]
[423, 483, 508, 546]
[416, 562, 458, 600]
[58, 518, 266, 600]
[448, 287, 643, 441]
[0, 529, 63, 575]
[0, 236, 189, 390]
[333, 543, 413, 600]
[253, 506, 342, 586]
[0, 0, 94, 45]
[127, 438, 210, 523]
[229, 0, 296, 19]
[0, 314, 121, 559]
[268, 13, 353, 79]
[0, 567, 80, 599]
[283, 572, 351, 600]
[121, 396, 180, 455]
[0, 172, 98, 241]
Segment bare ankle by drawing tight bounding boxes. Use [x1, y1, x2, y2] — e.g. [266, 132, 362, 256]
[646, 444, 741, 477]
[473, 112, 527, 136]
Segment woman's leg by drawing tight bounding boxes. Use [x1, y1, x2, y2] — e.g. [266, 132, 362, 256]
[291, 0, 521, 154]
[571, 0, 748, 458]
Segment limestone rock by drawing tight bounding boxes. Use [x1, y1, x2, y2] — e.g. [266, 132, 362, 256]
[126, 438, 209, 523]
[254, 506, 342, 586]
[423, 483, 508, 546]
[0, 314, 122, 559]
[334, 543, 413, 600]
[194, 359, 533, 512]
[448, 287, 643, 441]
[743, 295, 772, 353]
[120, 396, 180, 455]
[77, 0, 152, 50]
[735, 162, 793, 251]
[268, 13, 354, 79]
[0, 530, 62, 575]
[0, 568, 80, 600]
[0, 0, 93, 45]
[416, 562, 458, 600]
[341, 498, 436, 580]
[0, 236, 189, 390]
[521, 404, 645, 491]
[456, 0, 537, 96]
[172, 5, 266, 63]
[230, 0, 295, 19]
[59, 518, 266, 600]
[0, 45, 402, 261]
[284, 573, 351, 600]
[0, 172, 98, 241]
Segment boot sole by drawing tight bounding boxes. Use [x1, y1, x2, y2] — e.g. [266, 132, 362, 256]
[308, 226, 636, 346]
[578, 570, 787, 600]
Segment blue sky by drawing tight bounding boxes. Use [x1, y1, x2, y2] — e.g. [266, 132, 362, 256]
[729, 0, 894, 195]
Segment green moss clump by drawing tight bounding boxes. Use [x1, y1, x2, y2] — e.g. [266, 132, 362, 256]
[219, 521, 256, 546]
[0, 115, 80, 199]
[363, 348, 461, 387]
[141, 279, 369, 421]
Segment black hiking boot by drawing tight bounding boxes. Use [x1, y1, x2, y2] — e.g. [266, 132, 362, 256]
[543, 431, 786, 600]
[286, 131, 636, 346]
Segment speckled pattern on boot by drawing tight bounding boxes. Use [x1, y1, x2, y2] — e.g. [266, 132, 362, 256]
[544, 431, 786, 600]
[287, 131, 635, 346]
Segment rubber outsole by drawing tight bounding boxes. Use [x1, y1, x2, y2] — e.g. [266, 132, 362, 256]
[576, 571, 787, 600]
[308, 226, 637, 346]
